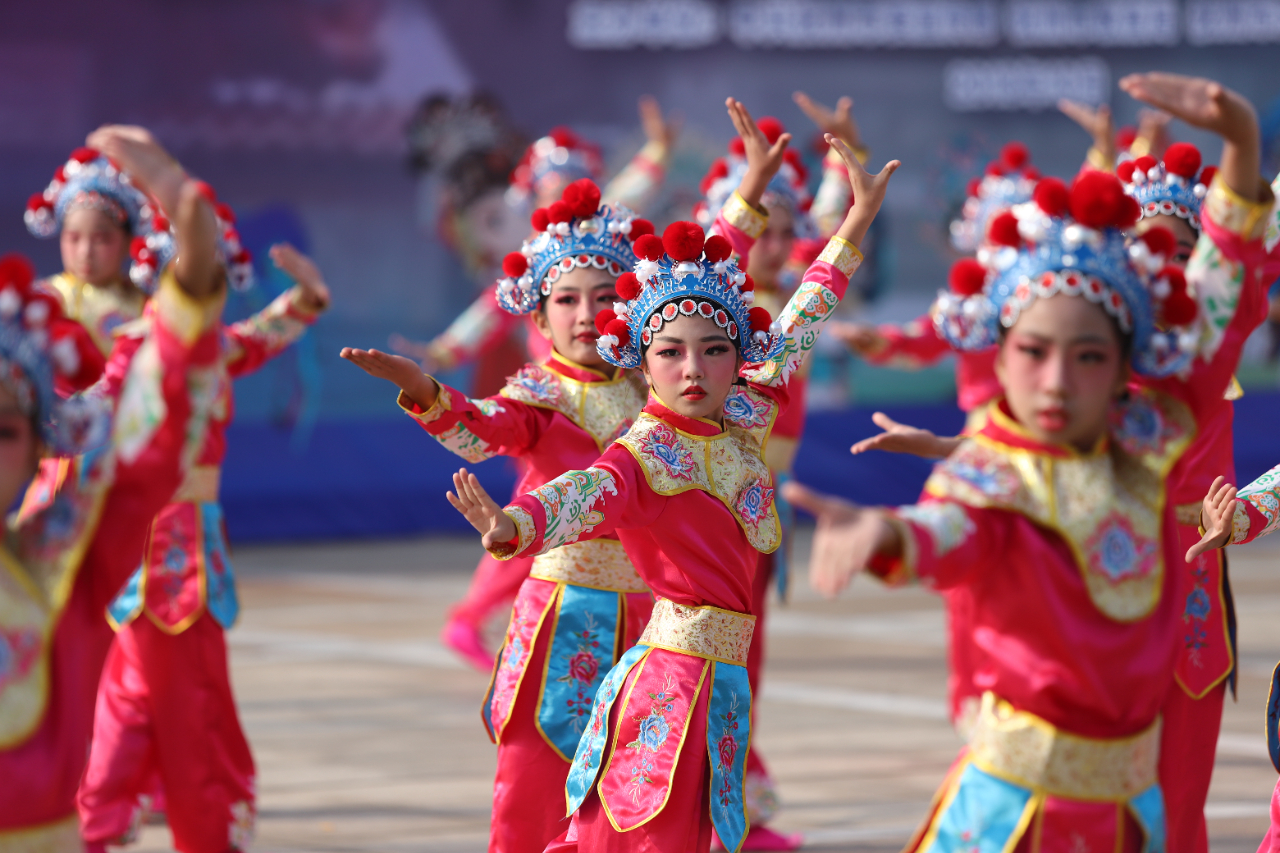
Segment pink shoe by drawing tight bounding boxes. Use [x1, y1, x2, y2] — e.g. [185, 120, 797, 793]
[442, 619, 496, 672]
[712, 826, 804, 851]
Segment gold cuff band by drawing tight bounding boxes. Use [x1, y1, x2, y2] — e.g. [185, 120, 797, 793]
[529, 540, 647, 593]
[969, 692, 1159, 800]
[638, 598, 755, 665]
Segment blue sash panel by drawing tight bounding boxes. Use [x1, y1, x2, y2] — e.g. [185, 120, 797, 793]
[106, 567, 144, 627]
[706, 661, 752, 853]
[538, 584, 622, 760]
[1127, 785, 1167, 853]
[201, 502, 239, 629]
[1268, 661, 1280, 774]
[922, 764, 1034, 853]
[565, 644, 648, 816]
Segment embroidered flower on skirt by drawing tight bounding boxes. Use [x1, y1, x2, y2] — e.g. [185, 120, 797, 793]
[1086, 512, 1158, 583]
[625, 671, 679, 802]
[637, 423, 696, 481]
[714, 693, 741, 809]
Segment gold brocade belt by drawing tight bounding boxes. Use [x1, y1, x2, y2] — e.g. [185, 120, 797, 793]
[637, 598, 756, 666]
[528, 540, 647, 593]
[172, 465, 221, 504]
[1175, 502, 1201, 528]
[969, 693, 1160, 800]
[0, 814, 81, 853]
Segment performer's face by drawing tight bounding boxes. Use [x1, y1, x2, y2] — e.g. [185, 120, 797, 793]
[1135, 215, 1197, 267]
[997, 294, 1129, 453]
[60, 208, 129, 287]
[747, 205, 795, 288]
[533, 266, 618, 368]
[642, 313, 742, 424]
[0, 383, 39, 513]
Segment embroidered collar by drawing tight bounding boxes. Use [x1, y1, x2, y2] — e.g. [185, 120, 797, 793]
[924, 390, 1194, 622]
[500, 356, 647, 451]
[546, 349, 613, 383]
[616, 394, 781, 553]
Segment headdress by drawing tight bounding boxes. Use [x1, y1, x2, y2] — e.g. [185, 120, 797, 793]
[593, 221, 785, 369]
[407, 92, 526, 209]
[128, 182, 255, 293]
[695, 117, 815, 238]
[934, 171, 1200, 378]
[495, 179, 650, 316]
[950, 142, 1040, 253]
[508, 127, 604, 206]
[1117, 142, 1215, 232]
[0, 254, 110, 454]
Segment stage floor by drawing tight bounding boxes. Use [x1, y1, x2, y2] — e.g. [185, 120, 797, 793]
[129, 530, 1280, 852]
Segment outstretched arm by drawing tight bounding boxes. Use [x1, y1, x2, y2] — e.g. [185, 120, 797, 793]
[850, 412, 962, 459]
[342, 347, 439, 410]
[447, 468, 518, 552]
[726, 97, 792, 212]
[782, 480, 900, 598]
[223, 243, 328, 377]
[794, 92, 865, 238]
[1059, 99, 1116, 172]
[602, 95, 678, 215]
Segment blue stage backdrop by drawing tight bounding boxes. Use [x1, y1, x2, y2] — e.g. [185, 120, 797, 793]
[219, 391, 1280, 543]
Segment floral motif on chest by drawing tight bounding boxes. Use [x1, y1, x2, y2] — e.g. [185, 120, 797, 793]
[617, 415, 780, 553]
[722, 388, 774, 439]
[926, 439, 1166, 622]
[1107, 393, 1189, 460]
[502, 365, 645, 449]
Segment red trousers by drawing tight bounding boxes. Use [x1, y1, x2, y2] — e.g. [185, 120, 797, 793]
[1159, 680, 1226, 853]
[489, 602, 574, 853]
[544, 660, 714, 853]
[77, 613, 255, 853]
[450, 551, 532, 628]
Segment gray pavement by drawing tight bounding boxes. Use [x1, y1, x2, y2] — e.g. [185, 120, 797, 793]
[128, 530, 1280, 852]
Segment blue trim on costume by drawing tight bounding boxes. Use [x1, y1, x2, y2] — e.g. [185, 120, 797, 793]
[923, 764, 1032, 853]
[1268, 661, 1280, 774]
[201, 502, 239, 629]
[565, 644, 648, 815]
[539, 585, 621, 760]
[106, 567, 144, 627]
[707, 661, 752, 853]
[1128, 785, 1167, 853]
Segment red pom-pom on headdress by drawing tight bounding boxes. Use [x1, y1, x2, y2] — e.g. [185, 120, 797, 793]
[69, 147, 99, 164]
[634, 234, 665, 262]
[1117, 195, 1142, 230]
[782, 149, 808, 183]
[531, 208, 550, 232]
[1023, 166, 1041, 182]
[703, 235, 733, 264]
[1198, 165, 1218, 187]
[987, 211, 1022, 247]
[700, 159, 730, 195]
[549, 126, 577, 148]
[1132, 155, 1158, 175]
[604, 318, 630, 347]
[949, 258, 987, 296]
[740, 274, 756, 293]
[1116, 161, 1138, 184]
[214, 202, 236, 224]
[662, 222, 705, 262]
[985, 162, 1006, 177]
[502, 252, 528, 278]
[1033, 177, 1069, 217]
[748, 306, 773, 332]
[1160, 268, 1197, 326]
[1115, 126, 1138, 151]
[192, 181, 218, 203]
[547, 201, 573, 224]
[966, 177, 982, 198]
[1162, 143, 1202, 180]
[615, 272, 641, 301]
[26, 193, 50, 214]
[729, 138, 746, 157]
[1000, 142, 1029, 170]
[1069, 171, 1127, 230]
[1139, 226, 1176, 260]
[129, 236, 151, 263]
[563, 178, 602, 219]
[757, 117, 785, 144]
[595, 309, 617, 333]
[629, 218, 655, 239]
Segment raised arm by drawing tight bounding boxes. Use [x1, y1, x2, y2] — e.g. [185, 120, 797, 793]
[223, 243, 328, 378]
[391, 285, 524, 374]
[601, 96, 676, 216]
[794, 91, 864, 238]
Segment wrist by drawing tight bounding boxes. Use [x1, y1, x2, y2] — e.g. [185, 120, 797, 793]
[404, 374, 439, 410]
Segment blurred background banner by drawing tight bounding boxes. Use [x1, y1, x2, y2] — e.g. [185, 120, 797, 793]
[3, 1, 1279, 540]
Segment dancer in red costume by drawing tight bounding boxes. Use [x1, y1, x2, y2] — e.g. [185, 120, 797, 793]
[449, 115, 896, 852]
[786, 75, 1274, 849]
[399, 97, 677, 673]
[0, 127, 226, 851]
[343, 177, 652, 853]
[694, 93, 859, 851]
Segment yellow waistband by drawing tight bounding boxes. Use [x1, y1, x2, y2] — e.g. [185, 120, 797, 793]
[0, 814, 81, 852]
[172, 465, 220, 504]
[638, 598, 755, 665]
[528, 540, 647, 593]
[969, 693, 1160, 800]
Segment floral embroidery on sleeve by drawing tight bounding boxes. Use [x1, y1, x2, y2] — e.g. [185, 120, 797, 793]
[1236, 463, 1280, 542]
[896, 502, 975, 558]
[531, 468, 620, 553]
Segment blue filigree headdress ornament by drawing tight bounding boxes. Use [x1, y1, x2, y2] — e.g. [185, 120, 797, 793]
[593, 221, 785, 370]
[934, 171, 1203, 378]
[950, 142, 1040, 253]
[1117, 142, 1213, 232]
[495, 179, 646, 316]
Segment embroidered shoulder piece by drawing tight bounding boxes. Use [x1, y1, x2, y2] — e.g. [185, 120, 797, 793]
[500, 363, 647, 450]
[0, 546, 53, 748]
[721, 386, 777, 448]
[615, 413, 780, 553]
[924, 391, 1193, 622]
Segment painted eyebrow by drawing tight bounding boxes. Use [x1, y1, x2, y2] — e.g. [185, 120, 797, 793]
[1015, 331, 1114, 345]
